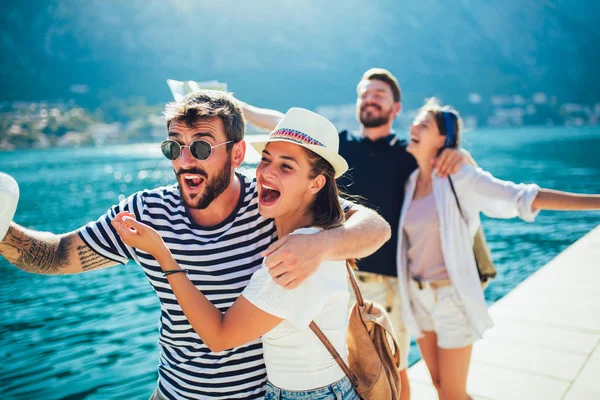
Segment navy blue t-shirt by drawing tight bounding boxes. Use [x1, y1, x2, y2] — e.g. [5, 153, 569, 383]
[337, 130, 418, 276]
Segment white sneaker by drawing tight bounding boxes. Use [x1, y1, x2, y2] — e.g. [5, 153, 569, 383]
[0, 172, 19, 241]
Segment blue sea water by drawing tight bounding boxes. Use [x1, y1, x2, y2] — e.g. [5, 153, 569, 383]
[1, 126, 599, 399]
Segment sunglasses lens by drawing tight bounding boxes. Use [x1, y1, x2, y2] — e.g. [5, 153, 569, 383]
[161, 141, 180, 160]
[190, 141, 212, 160]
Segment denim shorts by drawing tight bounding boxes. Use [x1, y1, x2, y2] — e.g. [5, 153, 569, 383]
[265, 376, 359, 400]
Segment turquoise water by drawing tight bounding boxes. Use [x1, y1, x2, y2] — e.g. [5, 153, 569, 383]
[1, 126, 599, 399]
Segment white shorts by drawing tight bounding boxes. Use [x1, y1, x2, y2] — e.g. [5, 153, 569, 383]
[353, 272, 410, 371]
[409, 280, 476, 349]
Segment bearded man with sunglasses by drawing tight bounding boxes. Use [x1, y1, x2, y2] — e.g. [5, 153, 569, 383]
[0, 91, 391, 400]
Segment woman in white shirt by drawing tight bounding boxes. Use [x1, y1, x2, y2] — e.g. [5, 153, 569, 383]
[112, 108, 360, 400]
[398, 98, 600, 400]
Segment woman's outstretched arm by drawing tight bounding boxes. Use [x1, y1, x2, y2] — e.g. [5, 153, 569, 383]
[453, 164, 600, 221]
[532, 189, 600, 211]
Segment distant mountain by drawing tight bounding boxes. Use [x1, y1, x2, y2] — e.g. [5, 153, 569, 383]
[1, 0, 598, 112]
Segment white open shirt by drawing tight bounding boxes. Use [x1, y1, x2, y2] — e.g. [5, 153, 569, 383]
[397, 164, 540, 339]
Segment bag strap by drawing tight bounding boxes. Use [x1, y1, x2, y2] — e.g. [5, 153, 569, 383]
[448, 176, 466, 222]
[346, 263, 365, 307]
[308, 262, 363, 388]
[309, 321, 359, 387]
[449, 176, 490, 283]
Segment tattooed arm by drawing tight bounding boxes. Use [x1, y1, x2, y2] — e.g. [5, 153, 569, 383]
[0, 223, 117, 275]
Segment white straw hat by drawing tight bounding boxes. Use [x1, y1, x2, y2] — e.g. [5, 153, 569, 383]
[249, 108, 349, 178]
[0, 173, 19, 241]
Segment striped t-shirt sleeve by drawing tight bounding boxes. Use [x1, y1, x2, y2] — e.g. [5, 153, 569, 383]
[77, 192, 144, 264]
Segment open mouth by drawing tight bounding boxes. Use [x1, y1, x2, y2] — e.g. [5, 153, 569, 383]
[410, 137, 420, 144]
[259, 182, 281, 206]
[182, 174, 205, 191]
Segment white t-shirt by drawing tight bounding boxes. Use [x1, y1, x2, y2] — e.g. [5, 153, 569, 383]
[241, 227, 350, 390]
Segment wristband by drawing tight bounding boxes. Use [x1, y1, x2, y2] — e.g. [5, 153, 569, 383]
[163, 269, 188, 277]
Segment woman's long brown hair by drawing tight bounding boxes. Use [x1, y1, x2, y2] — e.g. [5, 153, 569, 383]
[303, 148, 357, 269]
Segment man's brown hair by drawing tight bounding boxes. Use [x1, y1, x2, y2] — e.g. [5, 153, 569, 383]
[361, 68, 402, 103]
[163, 90, 245, 149]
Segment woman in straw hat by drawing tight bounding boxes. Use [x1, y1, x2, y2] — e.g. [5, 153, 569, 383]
[398, 98, 600, 400]
[112, 108, 360, 399]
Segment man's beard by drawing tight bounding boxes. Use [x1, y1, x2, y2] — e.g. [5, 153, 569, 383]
[177, 156, 232, 210]
[359, 105, 394, 128]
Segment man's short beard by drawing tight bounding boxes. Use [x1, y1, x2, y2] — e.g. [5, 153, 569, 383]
[178, 155, 233, 210]
[359, 107, 394, 128]
[360, 115, 390, 128]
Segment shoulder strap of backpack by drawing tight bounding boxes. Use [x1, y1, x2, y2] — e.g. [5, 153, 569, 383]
[346, 262, 365, 307]
[309, 321, 359, 387]
[309, 262, 364, 388]
[448, 176, 466, 222]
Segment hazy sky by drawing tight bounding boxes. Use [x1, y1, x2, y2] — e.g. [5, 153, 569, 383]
[1, 0, 598, 108]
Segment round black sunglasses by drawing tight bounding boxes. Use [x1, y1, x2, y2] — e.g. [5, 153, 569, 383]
[160, 139, 233, 161]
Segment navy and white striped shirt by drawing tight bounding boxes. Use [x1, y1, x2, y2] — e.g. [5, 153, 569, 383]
[79, 173, 277, 399]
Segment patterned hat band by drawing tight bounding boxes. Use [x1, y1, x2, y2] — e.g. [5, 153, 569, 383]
[270, 128, 325, 147]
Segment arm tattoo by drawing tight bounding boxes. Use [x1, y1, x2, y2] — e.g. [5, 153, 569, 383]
[0, 226, 71, 274]
[76, 245, 114, 271]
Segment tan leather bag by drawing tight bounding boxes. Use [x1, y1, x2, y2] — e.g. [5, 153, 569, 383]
[310, 264, 402, 400]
